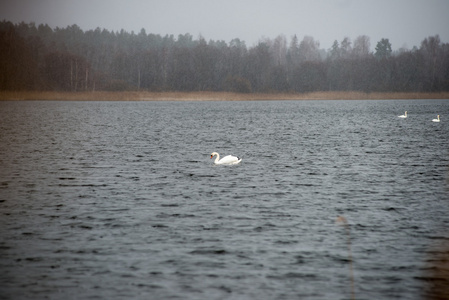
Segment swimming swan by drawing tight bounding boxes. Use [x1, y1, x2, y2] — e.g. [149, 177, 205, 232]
[432, 115, 440, 122]
[210, 152, 242, 165]
[398, 111, 407, 118]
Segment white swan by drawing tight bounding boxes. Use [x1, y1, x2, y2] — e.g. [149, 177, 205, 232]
[210, 152, 242, 165]
[398, 111, 407, 118]
[432, 115, 440, 122]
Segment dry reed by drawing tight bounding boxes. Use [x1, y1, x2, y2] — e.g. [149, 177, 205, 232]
[337, 216, 355, 300]
[1, 91, 449, 101]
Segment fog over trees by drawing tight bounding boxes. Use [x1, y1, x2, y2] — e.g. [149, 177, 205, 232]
[1, 21, 449, 93]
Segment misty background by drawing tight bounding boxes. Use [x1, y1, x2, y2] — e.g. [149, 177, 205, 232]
[1, 0, 448, 93]
[1, 0, 448, 51]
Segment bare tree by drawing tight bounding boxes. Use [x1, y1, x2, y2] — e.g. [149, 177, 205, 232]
[298, 36, 320, 62]
[270, 34, 287, 66]
[352, 35, 371, 58]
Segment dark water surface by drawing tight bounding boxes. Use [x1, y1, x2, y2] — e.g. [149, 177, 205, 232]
[1, 100, 448, 299]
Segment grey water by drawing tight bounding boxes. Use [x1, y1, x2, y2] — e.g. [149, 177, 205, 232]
[0, 99, 448, 300]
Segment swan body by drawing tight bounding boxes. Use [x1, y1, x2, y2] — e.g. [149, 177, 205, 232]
[432, 115, 440, 122]
[398, 111, 407, 118]
[210, 152, 242, 165]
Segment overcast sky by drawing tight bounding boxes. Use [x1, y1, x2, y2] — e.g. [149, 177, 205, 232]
[1, 0, 448, 50]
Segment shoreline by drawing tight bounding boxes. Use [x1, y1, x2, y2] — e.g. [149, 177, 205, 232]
[1, 91, 449, 101]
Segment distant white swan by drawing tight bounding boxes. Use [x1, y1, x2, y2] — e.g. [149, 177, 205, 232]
[398, 111, 407, 118]
[432, 115, 440, 122]
[210, 152, 242, 165]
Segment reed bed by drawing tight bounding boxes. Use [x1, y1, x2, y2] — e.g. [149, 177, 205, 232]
[1, 91, 449, 101]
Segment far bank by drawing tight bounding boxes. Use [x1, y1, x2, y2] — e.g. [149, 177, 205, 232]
[1, 91, 449, 101]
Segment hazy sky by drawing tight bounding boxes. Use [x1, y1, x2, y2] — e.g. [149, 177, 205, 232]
[1, 0, 448, 50]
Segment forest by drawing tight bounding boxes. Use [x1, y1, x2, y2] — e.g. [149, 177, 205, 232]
[1, 21, 449, 93]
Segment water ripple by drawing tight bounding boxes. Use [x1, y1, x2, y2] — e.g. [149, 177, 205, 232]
[0, 100, 448, 299]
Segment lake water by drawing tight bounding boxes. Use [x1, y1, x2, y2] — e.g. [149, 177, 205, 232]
[0, 99, 448, 299]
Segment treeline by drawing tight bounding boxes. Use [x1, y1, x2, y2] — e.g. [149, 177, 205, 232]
[1, 21, 449, 93]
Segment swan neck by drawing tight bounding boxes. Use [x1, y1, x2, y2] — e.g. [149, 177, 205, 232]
[214, 153, 220, 163]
